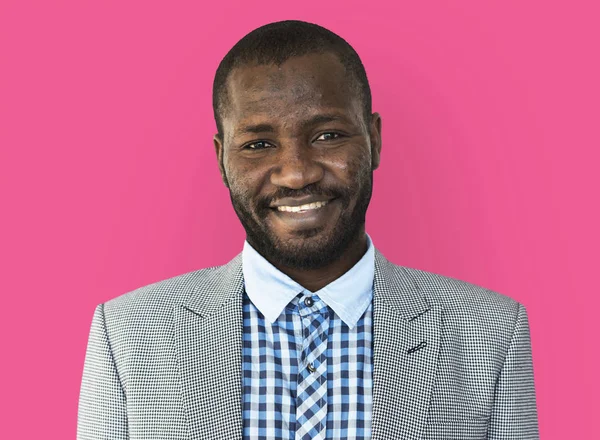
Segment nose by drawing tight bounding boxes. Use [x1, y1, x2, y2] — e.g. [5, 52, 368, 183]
[270, 142, 324, 189]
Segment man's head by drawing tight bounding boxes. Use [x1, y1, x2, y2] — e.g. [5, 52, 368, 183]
[212, 20, 382, 270]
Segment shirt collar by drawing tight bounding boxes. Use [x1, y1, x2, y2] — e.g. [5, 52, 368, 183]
[242, 234, 374, 329]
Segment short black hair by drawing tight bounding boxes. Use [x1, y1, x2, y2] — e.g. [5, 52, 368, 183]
[212, 20, 372, 137]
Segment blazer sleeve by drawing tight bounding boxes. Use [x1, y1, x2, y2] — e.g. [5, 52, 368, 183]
[78, 304, 128, 440]
[488, 303, 539, 439]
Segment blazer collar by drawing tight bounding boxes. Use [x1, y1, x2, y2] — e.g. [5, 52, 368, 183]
[181, 248, 427, 319]
[373, 249, 431, 320]
[371, 249, 442, 439]
[176, 248, 440, 440]
[183, 253, 244, 318]
[175, 254, 245, 440]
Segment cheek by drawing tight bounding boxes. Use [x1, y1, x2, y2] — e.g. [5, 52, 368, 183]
[327, 150, 371, 183]
[226, 163, 264, 199]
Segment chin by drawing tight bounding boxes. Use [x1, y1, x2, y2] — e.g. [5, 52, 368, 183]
[278, 226, 325, 240]
[267, 229, 355, 269]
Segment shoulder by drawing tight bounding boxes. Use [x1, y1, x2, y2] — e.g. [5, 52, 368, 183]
[100, 254, 242, 329]
[381, 258, 526, 349]
[401, 264, 522, 318]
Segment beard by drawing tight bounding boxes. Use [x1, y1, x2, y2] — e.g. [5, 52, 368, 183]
[227, 170, 373, 270]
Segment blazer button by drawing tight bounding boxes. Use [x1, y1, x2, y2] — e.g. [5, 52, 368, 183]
[307, 363, 316, 373]
[304, 297, 314, 307]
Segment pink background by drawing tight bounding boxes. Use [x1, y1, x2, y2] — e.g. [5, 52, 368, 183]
[1, 1, 598, 438]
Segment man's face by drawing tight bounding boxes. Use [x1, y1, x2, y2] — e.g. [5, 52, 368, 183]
[214, 52, 382, 269]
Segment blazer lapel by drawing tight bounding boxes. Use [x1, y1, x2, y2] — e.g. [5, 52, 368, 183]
[172, 249, 440, 439]
[173, 254, 244, 440]
[371, 250, 442, 440]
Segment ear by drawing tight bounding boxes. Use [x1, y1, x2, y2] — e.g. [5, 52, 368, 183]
[213, 134, 229, 188]
[369, 112, 382, 170]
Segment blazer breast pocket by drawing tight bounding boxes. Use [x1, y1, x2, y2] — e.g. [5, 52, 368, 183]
[422, 417, 490, 440]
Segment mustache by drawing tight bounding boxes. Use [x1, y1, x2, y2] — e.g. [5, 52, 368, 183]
[256, 184, 348, 209]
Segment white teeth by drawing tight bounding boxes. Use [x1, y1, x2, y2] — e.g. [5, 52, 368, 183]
[277, 200, 329, 212]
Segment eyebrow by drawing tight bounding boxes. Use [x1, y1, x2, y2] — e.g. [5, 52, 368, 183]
[234, 113, 350, 136]
[236, 123, 276, 135]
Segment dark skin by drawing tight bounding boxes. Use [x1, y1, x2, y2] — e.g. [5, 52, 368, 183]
[214, 52, 382, 292]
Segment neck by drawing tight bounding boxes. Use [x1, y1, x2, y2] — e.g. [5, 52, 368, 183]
[271, 231, 369, 292]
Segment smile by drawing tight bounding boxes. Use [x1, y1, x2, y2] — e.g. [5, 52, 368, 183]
[276, 200, 329, 212]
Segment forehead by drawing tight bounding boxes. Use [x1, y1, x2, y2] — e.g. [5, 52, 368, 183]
[223, 53, 362, 133]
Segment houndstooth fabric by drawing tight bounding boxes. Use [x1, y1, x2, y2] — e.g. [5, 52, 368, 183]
[78, 248, 539, 439]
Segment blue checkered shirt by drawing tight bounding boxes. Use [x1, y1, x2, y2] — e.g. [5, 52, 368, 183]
[241, 236, 374, 439]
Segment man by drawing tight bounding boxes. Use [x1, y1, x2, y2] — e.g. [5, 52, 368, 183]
[78, 20, 538, 440]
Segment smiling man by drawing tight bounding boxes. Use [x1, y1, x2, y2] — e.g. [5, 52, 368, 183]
[215, 49, 378, 291]
[78, 21, 539, 440]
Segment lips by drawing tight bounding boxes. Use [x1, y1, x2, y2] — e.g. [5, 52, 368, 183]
[276, 199, 330, 212]
[270, 195, 334, 208]
[268, 197, 340, 231]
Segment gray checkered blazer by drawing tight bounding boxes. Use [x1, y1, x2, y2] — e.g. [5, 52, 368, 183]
[78, 249, 539, 439]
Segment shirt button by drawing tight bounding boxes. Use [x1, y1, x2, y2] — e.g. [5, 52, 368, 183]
[304, 297, 314, 307]
[307, 363, 316, 373]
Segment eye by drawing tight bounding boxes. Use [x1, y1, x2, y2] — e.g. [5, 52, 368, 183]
[243, 140, 273, 150]
[315, 132, 341, 141]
